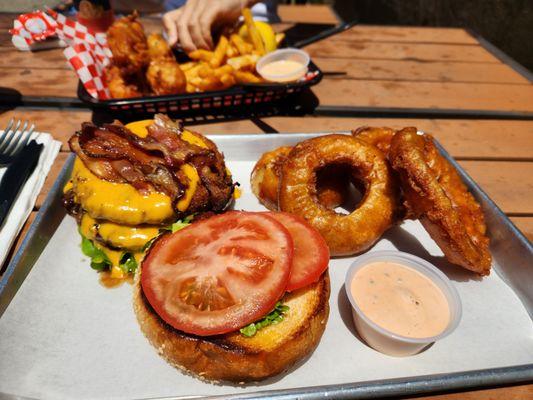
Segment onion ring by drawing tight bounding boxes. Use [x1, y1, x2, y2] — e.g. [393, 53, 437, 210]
[389, 127, 491, 275]
[251, 146, 349, 210]
[279, 134, 398, 256]
[352, 126, 396, 155]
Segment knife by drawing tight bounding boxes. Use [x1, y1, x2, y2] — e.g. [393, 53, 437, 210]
[0, 140, 43, 229]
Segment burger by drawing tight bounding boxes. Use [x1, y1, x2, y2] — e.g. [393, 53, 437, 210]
[62, 114, 234, 279]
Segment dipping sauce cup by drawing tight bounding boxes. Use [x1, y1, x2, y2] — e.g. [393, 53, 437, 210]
[345, 251, 462, 356]
[256, 48, 310, 82]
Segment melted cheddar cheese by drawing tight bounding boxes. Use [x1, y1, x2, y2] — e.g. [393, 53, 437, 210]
[78, 215, 145, 278]
[70, 158, 174, 225]
[66, 121, 210, 224]
[80, 213, 159, 251]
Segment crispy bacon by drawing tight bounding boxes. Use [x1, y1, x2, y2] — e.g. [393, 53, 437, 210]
[68, 114, 231, 209]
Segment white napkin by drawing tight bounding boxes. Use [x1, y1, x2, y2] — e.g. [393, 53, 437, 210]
[0, 131, 61, 268]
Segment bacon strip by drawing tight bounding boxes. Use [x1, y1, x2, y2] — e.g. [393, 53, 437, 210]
[68, 115, 216, 202]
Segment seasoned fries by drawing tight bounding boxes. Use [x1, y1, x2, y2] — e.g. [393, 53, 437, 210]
[181, 7, 279, 93]
[242, 8, 265, 56]
[188, 49, 214, 62]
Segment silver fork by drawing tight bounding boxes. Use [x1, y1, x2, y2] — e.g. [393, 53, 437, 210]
[0, 119, 35, 167]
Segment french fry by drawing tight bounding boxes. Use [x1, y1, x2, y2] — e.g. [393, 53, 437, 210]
[198, 76, 221, 91]
[230, 34, 250, 55]
[242, 8, 265, 55]
[226, 43, 238, 58]
[180, 62, 196, 71]
[220, 73, 237, 88]
[189, 76, 203, 87]
[243, 42, 254, 54]
[213, 64, 234, 77]
[227, 54, 259, 71]
[210, 35, 228, 68]
[184, 64, 202, 81]
[198, 63, 215, 79]
[188, 49, 214, 62]
[234, 70, 262, 84]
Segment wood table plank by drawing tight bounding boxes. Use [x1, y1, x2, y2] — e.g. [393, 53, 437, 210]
[306, 40, 499, 63]
[0, 109, 91, 150]
[0, 47, 68, 69]
[277, 4, 338, 25]
[405, 384, 533, 400]
[315, 58, 530, 84]
[0, 108, 267, 150]
[312, 78, 533, 112]
[459, 161, 533, 214]
[0, 68, 79, 98]
[330, 25, 479, 45]
[261, 117, 533, 160]
[510, 218, 533, 242]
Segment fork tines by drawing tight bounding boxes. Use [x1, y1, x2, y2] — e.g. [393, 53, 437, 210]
[0, 118, 35, 159]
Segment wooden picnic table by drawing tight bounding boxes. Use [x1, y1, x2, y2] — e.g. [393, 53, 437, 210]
[0, 4, 531, 399]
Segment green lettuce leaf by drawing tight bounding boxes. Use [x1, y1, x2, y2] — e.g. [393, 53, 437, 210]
[240, 301, 289, 337]
[167, 214, 195, 233]
[141, 215, 195, 253]
[80, 236, 111, 271]
[119, 252, 138, 274]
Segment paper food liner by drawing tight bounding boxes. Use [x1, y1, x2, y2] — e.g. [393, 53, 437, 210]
[47, 9, 111, 99]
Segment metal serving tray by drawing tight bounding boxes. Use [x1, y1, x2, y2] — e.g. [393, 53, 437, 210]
[0, 133, 532, 400]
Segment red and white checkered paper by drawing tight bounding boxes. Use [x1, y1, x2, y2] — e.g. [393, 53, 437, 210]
[46, 9, 111, 99]
[9, 11, 58, 46]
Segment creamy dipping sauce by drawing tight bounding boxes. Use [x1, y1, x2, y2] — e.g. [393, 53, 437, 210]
[258, 60, 305, 82]
[351, 261, 450, 338]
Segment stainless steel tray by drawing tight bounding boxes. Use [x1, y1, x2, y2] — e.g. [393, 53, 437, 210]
[1, 133, 532, 400]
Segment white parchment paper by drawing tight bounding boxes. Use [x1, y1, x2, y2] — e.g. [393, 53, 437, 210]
[0, 160, 532, 400]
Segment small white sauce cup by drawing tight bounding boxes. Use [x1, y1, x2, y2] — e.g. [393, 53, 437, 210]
[256, 48, 310, 82]
[345, 251, 462, 357]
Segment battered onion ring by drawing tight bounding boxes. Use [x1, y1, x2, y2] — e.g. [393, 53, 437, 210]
[352, 126, 396, 155]
[251, 146, 292, 210]
[389, 127, 492, 275]
[279, 135, 398, 256]
[251, 146, 348, 210]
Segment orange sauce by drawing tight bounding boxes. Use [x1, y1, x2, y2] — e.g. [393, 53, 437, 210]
[351, 261, 450, 338]
[99, 271, 133, 289]
[259, 60, 305, 82]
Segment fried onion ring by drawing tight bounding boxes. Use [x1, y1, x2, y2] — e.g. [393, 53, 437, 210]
[389, 127, 492, 275]
[251, 146, 292, 210]
[251, 146, 349, 210]
[352, 126, 396, 155]
[279, 135, 398, 256]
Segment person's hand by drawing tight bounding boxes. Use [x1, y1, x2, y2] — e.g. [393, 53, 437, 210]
[163, 0, 254, 52]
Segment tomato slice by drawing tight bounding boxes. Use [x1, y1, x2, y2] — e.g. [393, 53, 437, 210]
[141, 211, 293, 336]
[266, 212, 329, 291]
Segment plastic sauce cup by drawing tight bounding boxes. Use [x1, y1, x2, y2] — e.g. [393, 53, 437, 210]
[256, 48, 310, 82]
[345, 251, 462, 357]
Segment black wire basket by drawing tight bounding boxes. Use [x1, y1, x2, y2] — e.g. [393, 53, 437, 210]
[77, 61, 323, 117]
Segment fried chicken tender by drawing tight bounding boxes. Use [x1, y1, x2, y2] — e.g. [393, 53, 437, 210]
[107, 12, 149, 75]
[147, 33, 173, 60]
[389, 127, 492, 275]
[105, 65, 141, 99]
[144, 33, 186, 95]
[146, 60, 187, 95]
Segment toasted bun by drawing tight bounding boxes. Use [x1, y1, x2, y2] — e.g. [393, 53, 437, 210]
[133, 271, 330, 382]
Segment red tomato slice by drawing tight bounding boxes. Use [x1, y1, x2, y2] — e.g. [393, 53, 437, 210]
[141, 211, 293, 336]
[266, 212, 329, 291]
